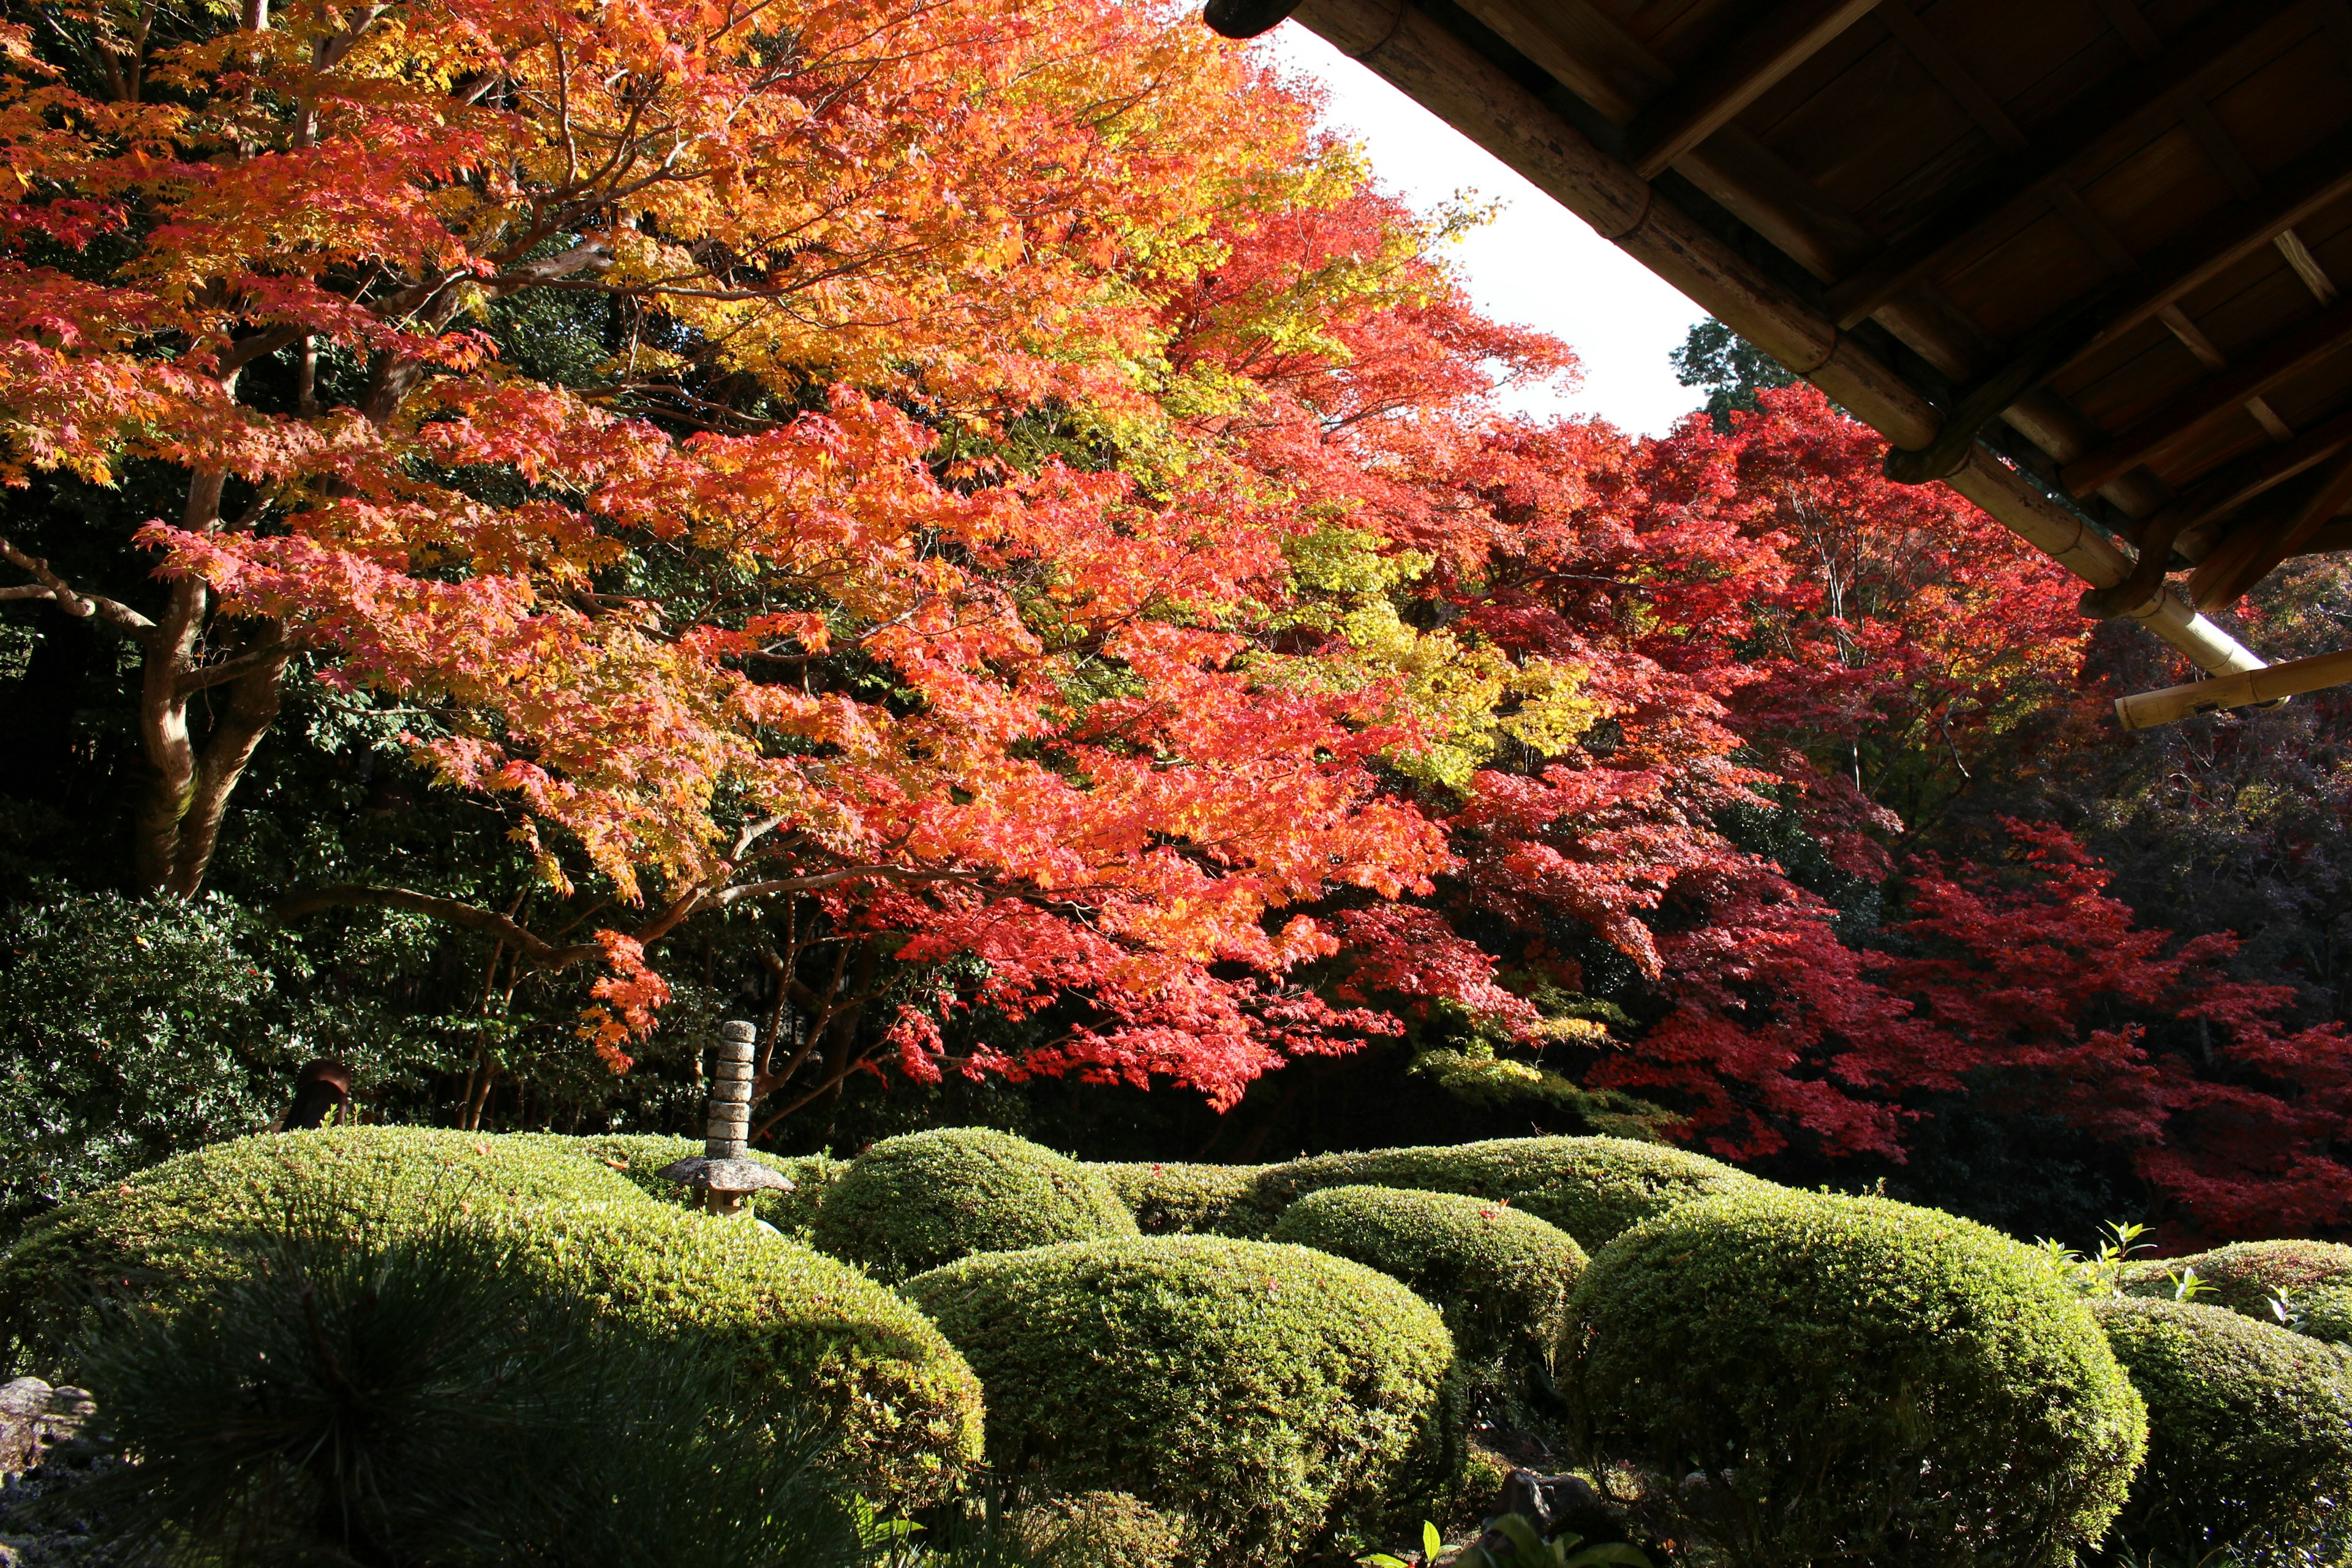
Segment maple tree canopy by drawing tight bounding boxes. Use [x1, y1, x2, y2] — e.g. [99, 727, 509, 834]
[4, 0, 2347, 1238]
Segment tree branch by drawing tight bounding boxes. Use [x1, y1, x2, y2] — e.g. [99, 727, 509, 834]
[0, 535, 157, 642]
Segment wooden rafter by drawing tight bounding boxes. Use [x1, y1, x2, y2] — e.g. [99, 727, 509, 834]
[2188, 448, 2352, 608]
[1224, 0, 2352, 722]
[1624, 0, 1882, 178]
[2060, 296, 2352, 497]
[1823, 0, 2308, 330]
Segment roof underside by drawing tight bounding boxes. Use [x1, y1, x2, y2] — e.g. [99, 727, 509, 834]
[1235, 0, 2352, 723]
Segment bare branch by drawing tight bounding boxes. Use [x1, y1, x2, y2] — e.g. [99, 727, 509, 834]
[276, 885, 605, 967]
[0, 534, 158, 641]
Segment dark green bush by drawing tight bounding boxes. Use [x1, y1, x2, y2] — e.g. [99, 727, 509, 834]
[577, 1133, 843, 1240]
[902, 1235, 1455, 1566]
[811, 1128, 1135, 1281]
[1257, 1136, 1758, 1248]
[68, 1208, 870, 1568]
[2124, 1239, 2352, 1342]
[0, 1129, 982, 1499]
[1270, 1184, 1585, 1364]
[2090, 1295, 2352, 1566]
[1023, 1491, 1187, 1568]
[0, 1126, 649, 1371]
[492, 1201, 982, 1499]
[1568, 1188, 2146, 1568]
[1091, 1160, 1278, 1237]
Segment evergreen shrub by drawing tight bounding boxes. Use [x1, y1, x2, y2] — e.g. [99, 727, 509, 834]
[811, 1127, 1134, 1281]
[494, 1201, 981, 1498]
[2092, 1295, 2352, 1566]
[902, 1235, 1455, 1565]
[1269, 1184, 1585, 1363]
[2124, 1238, 2352, 1341]
[69, 1210, 872, 1567]
[1091, 1160, 1278, 1236]
[577, 1133, 843, 1239]
[1568, 1188, 2147, 1568]
[0, 1129, 984, 1498]
[1025, 1491, 1187, 1568]
[1259, 1135, 1758, 1247]
[0, 1126, 648, 1370]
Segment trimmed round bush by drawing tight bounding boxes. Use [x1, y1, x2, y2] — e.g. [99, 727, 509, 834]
[1569, 1188, 2147, 1568]
[812, 1127, 1135, 1281]
[1258, 1135, 1759, 1248]
[1091, 1160, 1278, 1237]
[2092, 1295, 2352, 1565]
[576, 1133, 843, 1240]
[493, 1201, 981, 1499]
[2125, 1239, 2352, 1341]
[0, 1129, 983, 1499]
[1024, 1491, 1187, 1568]
[0, 1126, 652, 1371]
[1270, 1184, 1586, 1363]
[902, 1235, 1455, 1565]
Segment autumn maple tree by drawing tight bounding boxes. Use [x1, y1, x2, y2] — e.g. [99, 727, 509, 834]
[7, 0, 2348, 1235]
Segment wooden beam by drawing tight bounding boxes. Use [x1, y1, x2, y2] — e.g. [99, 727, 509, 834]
[2116, 643, 2352, 728]
[2190, 448, 2352, 606]
[2060, 295, 2352, 496]
[1823, 0, 2309, 330]
[1283, 0, 2272, 691]
[1449, 0, 1667, 124]
[2057, 125, 2352, 368]
[1627, 0, 1883, 178]
[1875, 0, 2026, 151]
[2092, 0, 2162, 59]
[2278, 228, 2341, 304]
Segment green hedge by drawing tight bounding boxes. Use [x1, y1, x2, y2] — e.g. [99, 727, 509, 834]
[1257, 1135, 1759, 1248]
[1270, 1184, 1585, 1365]
[902, 1236, 1455, 1566]
[575, 1133, 843, 1240]
[0, 1129, 983, 1499]
[492, 1201, 981, 1499]
[811, 1128, 1135, 1281]
[2092, 1295, 2352, 1565]
[1091, 1161, 1278, 1237]
[1568, 1188, 2146, 1568]
[0, 1126, 650, 1372]
[2124, 1239, 2352, 1342]
[1025, 1491, 1187, 1568]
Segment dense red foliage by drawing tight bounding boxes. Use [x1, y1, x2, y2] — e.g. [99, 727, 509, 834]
[5, 0, 2345, 1233]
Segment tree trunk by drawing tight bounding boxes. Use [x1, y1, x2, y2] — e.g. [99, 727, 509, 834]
[808, 941, 881, 1148]
[132, 468, 291, 897]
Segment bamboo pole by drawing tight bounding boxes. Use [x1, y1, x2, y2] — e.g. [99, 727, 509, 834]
[2115, 646, 2352, 729]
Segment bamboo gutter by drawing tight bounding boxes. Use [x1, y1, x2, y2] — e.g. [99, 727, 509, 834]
[1215, 0, 2281, 724]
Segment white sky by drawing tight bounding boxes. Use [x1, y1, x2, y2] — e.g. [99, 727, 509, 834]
[1259, 23, 1711, 437]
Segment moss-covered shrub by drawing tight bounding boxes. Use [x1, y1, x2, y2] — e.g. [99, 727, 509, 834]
[902, 1235, 1455, 1565]
[0, 1126, 650, 1372]
[2092, 1295, 2352, 1565]
[493, 1201, 981, 1499]
[1258, 1136, 1758, 1248]
[0, 1129, 982, 1499]
[1024, 1491, 1187, 1568]
[575, 1133, 843, 1240]
[2124, 1239, 2352, 1343]
[1091, 1160, 1278, 1237]
[1568, 1188, 2146, 1568]
[1270, 1184, 1585, 1364]
[811, 1128, 1134, 1281]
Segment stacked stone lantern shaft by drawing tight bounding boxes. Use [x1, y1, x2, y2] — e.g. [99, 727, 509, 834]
[706, 1019, 755, 1158]
[659, 1019, 793, 1217]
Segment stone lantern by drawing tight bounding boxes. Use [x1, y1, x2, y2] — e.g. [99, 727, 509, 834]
[660, 1019, 794, 1217]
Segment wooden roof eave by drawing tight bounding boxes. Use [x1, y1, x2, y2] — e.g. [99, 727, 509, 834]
[1203, 0, 2291, 729]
